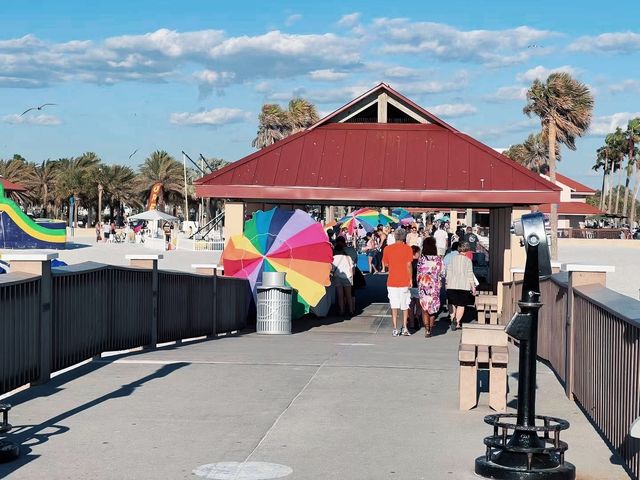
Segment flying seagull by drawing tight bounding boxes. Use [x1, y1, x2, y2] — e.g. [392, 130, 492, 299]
[527, 44, 543, 49]
[21, 103, 57, 116]
[128, 149, 138, 160]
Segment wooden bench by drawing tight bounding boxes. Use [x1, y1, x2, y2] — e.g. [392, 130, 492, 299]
[476, 294, 499, 325]
[459, 323, 509, 412]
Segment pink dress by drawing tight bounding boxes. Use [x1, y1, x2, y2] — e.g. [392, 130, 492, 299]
[417, 255, 445, 314]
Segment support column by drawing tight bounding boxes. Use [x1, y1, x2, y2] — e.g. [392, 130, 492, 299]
[562, 263, 614, 398]
[126, 254, 162, 348]
[224, 201, 245, 245]
[465, 208, 473, 226]
[489, 207, 511, 295]
[449, 210, 458, 228]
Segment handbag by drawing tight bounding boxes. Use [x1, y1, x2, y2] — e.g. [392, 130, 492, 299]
[353, 266, 366, 289]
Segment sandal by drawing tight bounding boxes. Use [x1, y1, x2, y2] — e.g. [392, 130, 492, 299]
[425, 329, 431, 338]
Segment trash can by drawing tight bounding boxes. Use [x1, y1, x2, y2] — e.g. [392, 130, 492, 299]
[256, 272, 292, 334]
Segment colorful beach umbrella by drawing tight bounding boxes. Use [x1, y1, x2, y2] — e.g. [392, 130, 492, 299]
[392, 208, 416, 226]
[222, 208, 333, 310]
[338, 208, 398, 233]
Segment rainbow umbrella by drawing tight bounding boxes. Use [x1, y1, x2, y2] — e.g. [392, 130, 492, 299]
[222, 208, 333, 311]
[392, 208, 416, 226]
[338, 208, 398, 233]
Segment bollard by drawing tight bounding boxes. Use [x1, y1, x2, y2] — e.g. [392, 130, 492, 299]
[0, 404, 19, 463]
[475, 212, 575, 480]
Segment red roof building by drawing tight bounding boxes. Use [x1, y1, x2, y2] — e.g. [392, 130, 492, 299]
[195, 83, 560, 207]
[539, 172, 602, 228]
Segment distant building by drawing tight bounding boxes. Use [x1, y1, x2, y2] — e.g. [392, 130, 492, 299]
[538, 173, 603, 228]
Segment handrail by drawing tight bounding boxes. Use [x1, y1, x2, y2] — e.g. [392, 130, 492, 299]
[574, 284, 640, 327]
[0, 271, 40, 286]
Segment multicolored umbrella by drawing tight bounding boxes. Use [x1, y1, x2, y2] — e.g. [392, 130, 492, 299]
[338, 208, 398, 233]
[222, 208, 333, 310]
[392, 208, 416, 226]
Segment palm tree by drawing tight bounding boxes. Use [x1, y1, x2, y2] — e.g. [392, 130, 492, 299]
[252, 98, 319, 149]
[287, 98, 320, 134]
[524, 72, 594, 259]
[504, 132, 559, 172]
[593, 145, 613, 211]
[0, 155, 34, 204]
[606, 128, 626, 214]
[626, 118, 640, 225]
[26, 160, 59, 217]
[252, 104, 290, 149]
[136, 150, 184, 210]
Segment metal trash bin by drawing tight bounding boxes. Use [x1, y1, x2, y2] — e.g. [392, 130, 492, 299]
[256, 272, 292, 334]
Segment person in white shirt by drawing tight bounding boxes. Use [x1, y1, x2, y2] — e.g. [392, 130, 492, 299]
[433, 224, 449, 257]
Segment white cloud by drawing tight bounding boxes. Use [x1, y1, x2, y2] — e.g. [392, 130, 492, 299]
[474, 118, 538, 140]
[609, 79, 640, 94]
[427, 103, 477, 118]
[393, 71, 469, 95]
[516, 65, 580, 83]
[569, 32, 640, 54]
[485, 86, 528, 102]
[170, 108, 250, 126]
[0, 29, 362, 91]
[337, 13, 361, 28]
[373, 19, 556, 66]
[3, 114, 61, 125]
[285, 14, 302, 26]
[589, 112, 640, 136]
[308, 69, 348, 81]
[193, 70, 236, 97]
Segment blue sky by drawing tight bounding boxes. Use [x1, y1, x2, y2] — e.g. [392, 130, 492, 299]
[2, 0, 639, 188]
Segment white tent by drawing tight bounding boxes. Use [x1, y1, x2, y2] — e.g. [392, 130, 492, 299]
[128, 210, 178, 222]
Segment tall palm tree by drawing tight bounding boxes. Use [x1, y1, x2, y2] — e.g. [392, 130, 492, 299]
[0, 155, 35, 204]
[524, 72, 594, 259]
[626, 118, 640, 225]
[287, 98, 320, 134]
[252, 104, 290, 149]
[105, 165, 140, 213]
[136, 150, 184, 210]
[26, 160, 59, 217]
[593, 145, 613, 211]
[606, 128, 626, 215]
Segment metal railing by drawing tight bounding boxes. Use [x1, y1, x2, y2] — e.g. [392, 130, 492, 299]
[501, 273, 640, 478]
[0, 273, 41, 395]
[1, 261, 250, 398]
[572, 286, 640, 478]
[558, 228, 626, 239]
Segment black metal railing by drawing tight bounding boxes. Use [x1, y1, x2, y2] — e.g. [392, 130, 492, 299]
[0, 274, 41, 396]
[1, 261, 250, 397]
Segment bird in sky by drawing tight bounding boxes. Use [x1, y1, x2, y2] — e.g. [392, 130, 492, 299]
[20, 103, 57, 116]
[128, 149, 138, 160]
[527, 44, 543, 49]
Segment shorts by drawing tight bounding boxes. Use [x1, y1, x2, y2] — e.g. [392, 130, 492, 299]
[388, 286, 411, 310]
[437, 247, 446, 256]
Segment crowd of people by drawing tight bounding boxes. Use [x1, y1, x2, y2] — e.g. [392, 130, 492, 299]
[327, 219, 484, 336]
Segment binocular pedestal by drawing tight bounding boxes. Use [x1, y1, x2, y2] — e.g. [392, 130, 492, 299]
[475, 214, 575, 480]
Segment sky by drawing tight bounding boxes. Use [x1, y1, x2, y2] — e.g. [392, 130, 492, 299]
[1, 0, 639, 188]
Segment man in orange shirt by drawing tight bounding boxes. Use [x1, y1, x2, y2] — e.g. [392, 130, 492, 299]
[382, 228, 413, 336]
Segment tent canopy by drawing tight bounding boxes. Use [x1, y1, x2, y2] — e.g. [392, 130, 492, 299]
[129, 210, 178, 222]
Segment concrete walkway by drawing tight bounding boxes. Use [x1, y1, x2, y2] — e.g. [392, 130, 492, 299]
[0, 278, 629, 479]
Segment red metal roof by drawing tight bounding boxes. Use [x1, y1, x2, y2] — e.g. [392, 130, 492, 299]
[555, 173, 596, 194]
[0, 177, 27, 192]
[538, 202, 603, 215]
[195, 85, 560, 207]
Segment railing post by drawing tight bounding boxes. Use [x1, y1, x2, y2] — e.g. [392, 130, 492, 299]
[126, 254, 163, 349]
[3, 253, 58, 384]
[561, 263, 615, 398]
[191, 264, 221, 336]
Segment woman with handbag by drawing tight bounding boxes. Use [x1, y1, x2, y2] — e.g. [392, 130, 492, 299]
[331, 242, 355, 317]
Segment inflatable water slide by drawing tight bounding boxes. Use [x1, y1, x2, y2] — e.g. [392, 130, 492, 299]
[0, 182, 66, 249]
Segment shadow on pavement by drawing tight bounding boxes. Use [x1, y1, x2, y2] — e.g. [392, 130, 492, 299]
[0, 363, 188, 478]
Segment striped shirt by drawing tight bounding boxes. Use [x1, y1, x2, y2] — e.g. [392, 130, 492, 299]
[445, 254, 475, 291]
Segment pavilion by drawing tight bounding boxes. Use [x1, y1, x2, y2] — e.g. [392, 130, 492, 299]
[194, 83, 560, 294]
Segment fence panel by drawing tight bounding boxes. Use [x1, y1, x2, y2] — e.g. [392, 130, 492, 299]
[216, 276, 251, 334]
[158, 272, 215, 342]
[572, 287, 640, 479]
[0, 274, 40, 396]
[536, 276, 569, 382]
[109, 267, 152, 351]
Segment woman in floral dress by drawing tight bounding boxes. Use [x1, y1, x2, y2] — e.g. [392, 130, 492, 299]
[417, 237, 445, 337]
